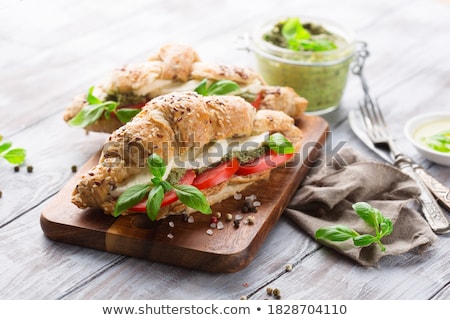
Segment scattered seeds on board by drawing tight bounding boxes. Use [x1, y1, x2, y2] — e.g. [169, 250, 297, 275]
[285, 263, 293, 272]
[210, 222, 217, 228]
[247, 215, 255, 225]
[216, 221, 224, 230]
[168, 221, 174, 228]
[210, 216, 218, 224]
[27, 165, 33, 173]
[206, 229, 214, 236]
[234, 214, 243, 221]
[167, 233, 174, 239]
[266, 287, 273, 296]
[273, 288, 281, 299]
[225, 213, 233, 221]
[233, 220, 240, 229]
[71, 165, 77, 173]
[234, 193, 242, 200]
[214, 211, 221, 219]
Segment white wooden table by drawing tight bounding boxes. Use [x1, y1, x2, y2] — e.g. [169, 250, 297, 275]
[1, 0, 450, 300]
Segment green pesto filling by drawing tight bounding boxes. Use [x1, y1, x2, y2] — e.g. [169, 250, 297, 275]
[226, 145, 268, 163]
[105, 92, 148, 107]
[166, 168, 187, 185]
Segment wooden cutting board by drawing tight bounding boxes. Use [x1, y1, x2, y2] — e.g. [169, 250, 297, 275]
[40, 114, 328, 273]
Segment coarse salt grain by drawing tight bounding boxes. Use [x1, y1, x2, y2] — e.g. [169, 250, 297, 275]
[188, 216, 195, 223]
[245, 194, 257, 201]
[235, 214, 243, 221]
[206, 229, 213, 236]
[217, 221, 224, 230]
[210, 223, 217, 228]
[234, 193, 242, 200]
[167, 233, 174, 239]
[253, 201, 261, 207]
[169, 221, 175, 228]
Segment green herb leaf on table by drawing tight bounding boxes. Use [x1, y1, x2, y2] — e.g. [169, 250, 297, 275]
[268, 132, 295, 154]
[315, 202, 393, 252]
[194, 79, 240, 96]
[0, 135, 26, 165]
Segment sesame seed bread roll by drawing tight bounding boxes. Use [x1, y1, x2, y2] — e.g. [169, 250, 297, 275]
[63, 43, 307, 134]
[71, 92, 303, 220]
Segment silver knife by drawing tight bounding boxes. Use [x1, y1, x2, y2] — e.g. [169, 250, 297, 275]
[349, 110, 450, 213]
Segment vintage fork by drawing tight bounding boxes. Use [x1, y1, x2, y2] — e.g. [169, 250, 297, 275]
[357, 78, 450, 234]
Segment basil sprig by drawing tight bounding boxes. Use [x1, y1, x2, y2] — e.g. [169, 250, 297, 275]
[0, 134, 26, 165]
[68, 86, 141, 128]
[268, 132, 295, 155]
[281, 18, 337, 52]
[194, 79, 240, 96]
[315, 202, 393, 252]
[114, 153, 211, 220]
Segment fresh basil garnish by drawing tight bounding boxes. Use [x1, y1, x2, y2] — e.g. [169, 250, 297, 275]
[281, 17, 337, 52]
[173, 184, 212, 214]
[113, 184, 151, 217]
[268, 132, 295, 155]
[113, 153, 211, 220]
[315, 202, 393, 252]
[421, 131, 450, 153]
[69, 86, 142, 128]
[194, 79, 240, 96]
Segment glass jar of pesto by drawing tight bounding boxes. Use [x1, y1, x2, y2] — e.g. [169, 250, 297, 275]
[250, 16, 355, 115]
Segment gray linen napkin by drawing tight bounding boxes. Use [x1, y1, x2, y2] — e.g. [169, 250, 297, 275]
[284, 146, 437, 267]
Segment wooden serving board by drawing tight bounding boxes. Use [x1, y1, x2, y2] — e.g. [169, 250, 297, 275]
[40, 114, 328, 273]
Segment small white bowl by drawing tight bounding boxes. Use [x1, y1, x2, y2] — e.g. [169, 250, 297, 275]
[404, 112, 450, 166]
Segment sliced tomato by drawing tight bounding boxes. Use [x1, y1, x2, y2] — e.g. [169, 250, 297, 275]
[235, 151, 294, 176]
[128, 169, 196, 212]
[119, 101, 147, 109]
[192, 158, 240, 190]
[251, 92, 263, 109]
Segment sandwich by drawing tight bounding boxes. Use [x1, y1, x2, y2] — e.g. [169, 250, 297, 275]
[63, 43, 308, 134]
[71, 91, 303, 221]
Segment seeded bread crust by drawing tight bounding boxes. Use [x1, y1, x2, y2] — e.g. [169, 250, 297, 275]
[63, 43, 307, 133]
[71, 91, 302, 220]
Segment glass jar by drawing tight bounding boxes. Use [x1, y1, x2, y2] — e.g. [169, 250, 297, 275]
[250, 16, 356, 115]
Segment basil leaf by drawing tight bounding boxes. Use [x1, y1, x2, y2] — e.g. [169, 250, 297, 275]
[146, 185, 164, 221]
[3, 148, 26, 165]
[315, 225, 359, 242]
[206, 80, 240, 96]
[160, 180, 173, 192]
[379, 218, 393, 237]
[282, 18, 303, 39]
[268, 132, 295, 154]
[194, 79, 240, 96]
[352, 202, 378, 228]
[353, 234, 377, 247]
[0, 141, 12, 154]
[173, 184, 212, 214]
[194, 79, 208, 96]
[147, 153, 166, 179]
[86, 86, 102, 105]
[115, 108, 141, 124]
[114, 184, 150, 217]
[68, 104, 105, 128]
